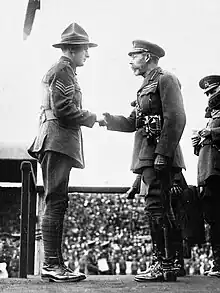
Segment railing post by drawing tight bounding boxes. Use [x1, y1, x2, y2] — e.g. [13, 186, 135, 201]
[27, 174, 37, 275]
[19, 161, 31, 278]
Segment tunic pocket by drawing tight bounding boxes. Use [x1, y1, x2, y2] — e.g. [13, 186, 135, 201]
[138, 136, 156, 160]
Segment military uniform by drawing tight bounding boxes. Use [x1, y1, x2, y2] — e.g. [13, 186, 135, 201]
[105, 67, 185, 173]
[28, 55, 97, 166]
[28, 23, 97, 283]
[103, 40, 186, 282]
[193, 75, 220, 277]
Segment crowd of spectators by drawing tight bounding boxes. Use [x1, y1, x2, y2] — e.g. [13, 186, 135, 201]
[63, 193, 213, 275]
[0, 192, 215, 277]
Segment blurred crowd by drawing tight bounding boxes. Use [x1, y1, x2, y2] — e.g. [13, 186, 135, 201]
[63, 193, 213, 276]
[0, 192, 215, 277]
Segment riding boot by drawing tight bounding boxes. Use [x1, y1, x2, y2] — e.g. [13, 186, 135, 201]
[172, 228, 186, 276]
[160, 218, 177, 281]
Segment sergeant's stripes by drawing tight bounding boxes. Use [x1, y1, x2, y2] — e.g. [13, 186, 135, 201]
[55, 80, 75, 96]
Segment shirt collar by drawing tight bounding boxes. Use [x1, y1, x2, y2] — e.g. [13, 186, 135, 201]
[60, 56, 76, 73]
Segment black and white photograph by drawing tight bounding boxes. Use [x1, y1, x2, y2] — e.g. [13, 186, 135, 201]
[0, 0, 220, 292]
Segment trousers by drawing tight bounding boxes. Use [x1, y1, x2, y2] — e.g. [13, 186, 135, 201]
[141, 167, 177, 261]
[40, 151, 73, 265]
[202, 176, 220, 245]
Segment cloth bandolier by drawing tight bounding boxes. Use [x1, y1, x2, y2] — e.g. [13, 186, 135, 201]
[192, 75, 220, 278]
[102, 40, 186, 282]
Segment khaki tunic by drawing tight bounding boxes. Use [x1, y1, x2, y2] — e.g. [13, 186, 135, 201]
[28, 56, 97, 168]
[106, 67, 186, 173]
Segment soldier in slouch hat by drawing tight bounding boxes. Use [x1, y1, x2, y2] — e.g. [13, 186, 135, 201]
[28, 22, 98, 282]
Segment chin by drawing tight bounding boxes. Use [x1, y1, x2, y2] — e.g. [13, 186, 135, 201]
[133, 70, 141, 76]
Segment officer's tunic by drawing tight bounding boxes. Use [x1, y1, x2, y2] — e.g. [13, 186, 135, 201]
[197, 112, 220, 185]
[106, 67, 186, 174]
[28, 56, 97, 167]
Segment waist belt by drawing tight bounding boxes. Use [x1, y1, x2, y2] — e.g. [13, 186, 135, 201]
[200, 141, 220, 152]
[40, 109, 57, 122]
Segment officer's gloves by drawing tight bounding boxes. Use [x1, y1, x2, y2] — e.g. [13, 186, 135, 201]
[154, 154, 169, 172]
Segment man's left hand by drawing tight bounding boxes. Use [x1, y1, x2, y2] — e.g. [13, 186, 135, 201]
[199, 128, 211, 138]
[154, 154, 169, 172]
[170, 183, 183, 196]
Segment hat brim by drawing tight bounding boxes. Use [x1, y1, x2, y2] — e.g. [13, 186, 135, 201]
[52, 41, 98, 48]
[204, 84, 219, 94]
[128, 48, 147, 56]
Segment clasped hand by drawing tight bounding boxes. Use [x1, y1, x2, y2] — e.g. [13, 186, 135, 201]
[96, 112, 111, 127]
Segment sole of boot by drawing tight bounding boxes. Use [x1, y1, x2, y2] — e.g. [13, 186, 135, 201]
[134, 276, 164, 282]
[41, 275, 86, 283]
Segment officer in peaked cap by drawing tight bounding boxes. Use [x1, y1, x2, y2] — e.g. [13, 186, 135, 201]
[199, 75, 220, 93]
[98, 39, 186, 282]
[28, 22, 99, 283]
[199, 75, 220, 110]
[192, 74, 220, 278]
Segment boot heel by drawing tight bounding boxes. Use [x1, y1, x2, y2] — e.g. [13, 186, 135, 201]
[163, 271, 177, 282]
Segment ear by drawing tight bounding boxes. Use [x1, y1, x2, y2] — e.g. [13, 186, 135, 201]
[144, 53, 151, 63]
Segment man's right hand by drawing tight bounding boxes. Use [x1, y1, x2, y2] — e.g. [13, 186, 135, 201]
[191, 136, 201, 147]
[97, 119, 107, 126]
[97, 112, 112, 127]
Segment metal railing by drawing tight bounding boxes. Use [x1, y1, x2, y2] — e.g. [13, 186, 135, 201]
[19, 161, 37, 278]
[19, 160, 130, 278]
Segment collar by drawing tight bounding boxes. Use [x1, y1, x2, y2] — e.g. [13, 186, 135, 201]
[211, 109, 220, 118]
[60, 56, 76, 73]
[138, 67, 162, 92]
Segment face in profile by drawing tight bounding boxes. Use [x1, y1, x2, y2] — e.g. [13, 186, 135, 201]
[129, 53, 148, 76]
[72, 45, 90, 67]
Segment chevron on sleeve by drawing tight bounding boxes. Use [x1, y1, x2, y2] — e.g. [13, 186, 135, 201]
[55, 80, 75, 96]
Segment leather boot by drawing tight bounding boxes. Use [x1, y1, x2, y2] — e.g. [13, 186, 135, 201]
[172, 229, 186, 276]
[134, 244, 163, 282]
[135, 217, 177, 282]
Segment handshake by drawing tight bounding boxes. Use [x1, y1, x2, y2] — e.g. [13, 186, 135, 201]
[96, 112, 111, 127]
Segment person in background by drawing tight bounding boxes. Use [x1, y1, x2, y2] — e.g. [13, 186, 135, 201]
[119, 255, 127, 275]
[131, 254, 139, 275]
[192, 75, 220, 278]
[85, 240, 100, 275]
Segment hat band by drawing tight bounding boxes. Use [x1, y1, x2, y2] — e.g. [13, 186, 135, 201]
[61, 35, 90, 43]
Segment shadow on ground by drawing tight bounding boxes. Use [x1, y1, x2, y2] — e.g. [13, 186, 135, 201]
[0, 275, 220, 293]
